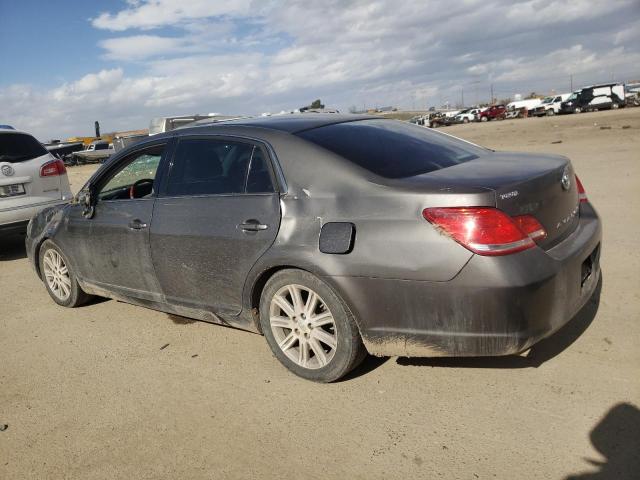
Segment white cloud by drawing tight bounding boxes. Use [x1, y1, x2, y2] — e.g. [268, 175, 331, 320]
[3, 0, 640, 139]
[99, 35, 200, 61]
[52, 69, 124, 100]
[92, 0, 253, 31]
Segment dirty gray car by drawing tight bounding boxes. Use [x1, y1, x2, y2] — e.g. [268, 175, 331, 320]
[26, 115, 602, 382]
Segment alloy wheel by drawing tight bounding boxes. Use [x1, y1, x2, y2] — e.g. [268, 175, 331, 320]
[43, 249, 71, 301]
[269, 284, 337, 369]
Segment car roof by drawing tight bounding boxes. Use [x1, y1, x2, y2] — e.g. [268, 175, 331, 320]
[0, 129, 31, 136]
[180, 113, 377, 134]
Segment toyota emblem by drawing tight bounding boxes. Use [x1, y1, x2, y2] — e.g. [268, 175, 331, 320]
[1, 165, 15, 177]
[561, 167, 571, 191]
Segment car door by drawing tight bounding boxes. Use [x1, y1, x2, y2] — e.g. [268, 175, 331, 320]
[69, 141, 169, 299]
[150, 136, 281, 316]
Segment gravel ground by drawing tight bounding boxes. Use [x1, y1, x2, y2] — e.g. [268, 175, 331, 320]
[1, 108, 639, 479]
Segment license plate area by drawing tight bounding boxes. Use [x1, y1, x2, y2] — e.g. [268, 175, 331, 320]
[581, 243, 600, 287]
[0, 184, 26, 198]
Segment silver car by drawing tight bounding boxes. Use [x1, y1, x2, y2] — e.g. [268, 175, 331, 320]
[0, 128, 73, 235]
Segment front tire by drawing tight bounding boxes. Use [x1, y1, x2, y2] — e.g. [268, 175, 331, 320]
[480, 116, 488, 122]
[39, 240, 92, 307]
[259, 269, 366, 382]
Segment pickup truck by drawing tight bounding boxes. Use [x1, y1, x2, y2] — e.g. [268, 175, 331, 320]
[476, 105, 506, 122]
[453, 108, 482, 123]
[532, 94, 571, 117]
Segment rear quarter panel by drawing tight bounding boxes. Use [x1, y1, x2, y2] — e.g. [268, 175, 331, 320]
[228, 127, 495, 312]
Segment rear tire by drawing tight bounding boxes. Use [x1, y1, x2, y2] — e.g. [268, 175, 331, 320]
[259, 269, 366, 382]
[480, 116, 488, 122]
[39, 240, 92, 308]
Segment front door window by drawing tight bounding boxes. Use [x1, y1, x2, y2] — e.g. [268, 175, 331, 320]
[98, 145, 164, 201]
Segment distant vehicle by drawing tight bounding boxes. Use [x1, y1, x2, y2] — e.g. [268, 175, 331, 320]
[426, 112, 453, 128]
[45, 141, 84, 162]
[560, 84, 625, 113]
[26, 114, 601, 382]
[0, 125, 15, 130]
[454, 108, 482, 123]
[69, 140, 114, 165]
[113, 134, 148, 153]
[532, 94, 571, 117]
[507, 99, 542, 113]
[149, 114, 237, 135]
[477, 105, 506, 122]
[624, 83, 640, 107]
[85, 140, 110, 152]
[0, 129, 72, 235]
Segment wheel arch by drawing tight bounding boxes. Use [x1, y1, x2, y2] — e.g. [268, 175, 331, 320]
[245, 263, 365, 337]
[33, 236, 53, 280]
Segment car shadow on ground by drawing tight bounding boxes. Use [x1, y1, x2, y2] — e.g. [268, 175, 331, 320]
[565, 402, 640, 480]
[395, 275, 603, 370]
[0, 233, 28, 261]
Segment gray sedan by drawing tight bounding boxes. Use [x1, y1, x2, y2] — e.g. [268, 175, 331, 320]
[26, 115, 601, 382]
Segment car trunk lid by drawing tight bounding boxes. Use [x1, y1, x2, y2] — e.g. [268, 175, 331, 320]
[424, 152, 580, 248]
[0, 153, 64, 206]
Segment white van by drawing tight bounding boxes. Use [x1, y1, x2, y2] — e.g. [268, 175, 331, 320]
[560, 84, 625, 113]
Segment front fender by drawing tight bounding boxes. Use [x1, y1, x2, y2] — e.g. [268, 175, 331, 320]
[26, 204, 68, 278]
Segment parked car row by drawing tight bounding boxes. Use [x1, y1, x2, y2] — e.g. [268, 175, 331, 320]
[410, 82, 634, 130]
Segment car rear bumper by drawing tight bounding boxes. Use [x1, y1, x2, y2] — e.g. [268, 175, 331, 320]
[328, 202, 602, 357]
[0, 198, 69, 232]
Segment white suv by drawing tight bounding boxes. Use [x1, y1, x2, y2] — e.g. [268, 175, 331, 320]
[0, 128, 73, 235]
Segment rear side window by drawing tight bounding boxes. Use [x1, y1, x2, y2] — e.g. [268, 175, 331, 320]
[0, 133, 48, 163]
[297, 119, 484, 179]
[166, 139, 255, 196]
[246, 148, 275, 193]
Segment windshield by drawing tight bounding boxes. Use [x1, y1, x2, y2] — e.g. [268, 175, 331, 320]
[0, 133, 48, 163]
[567, 92, 578, 100]
[541, 97, 553, 104]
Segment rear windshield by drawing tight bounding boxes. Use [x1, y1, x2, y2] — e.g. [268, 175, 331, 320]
[0, 133, 48, 163]
[296, 119, 484, 178]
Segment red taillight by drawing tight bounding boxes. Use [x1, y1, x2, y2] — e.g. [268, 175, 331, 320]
[575, 175, 588, 203]
[40, 159, 66, 177]
[422, 207, 547, 256]
[512, 214, 547, 242]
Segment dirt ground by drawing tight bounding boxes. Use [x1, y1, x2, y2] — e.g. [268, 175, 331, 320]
[1, 109, 639, 479]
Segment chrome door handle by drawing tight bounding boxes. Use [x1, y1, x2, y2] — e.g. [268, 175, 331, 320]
[129, 219, 148, 230]
[240, 220, 268, 232]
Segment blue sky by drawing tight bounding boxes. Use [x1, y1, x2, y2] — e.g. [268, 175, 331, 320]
[0, 1, 118, 85]
[1, 0, 639, 140]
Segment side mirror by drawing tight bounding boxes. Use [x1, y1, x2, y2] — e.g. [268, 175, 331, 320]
[78, 188, 95, 219]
